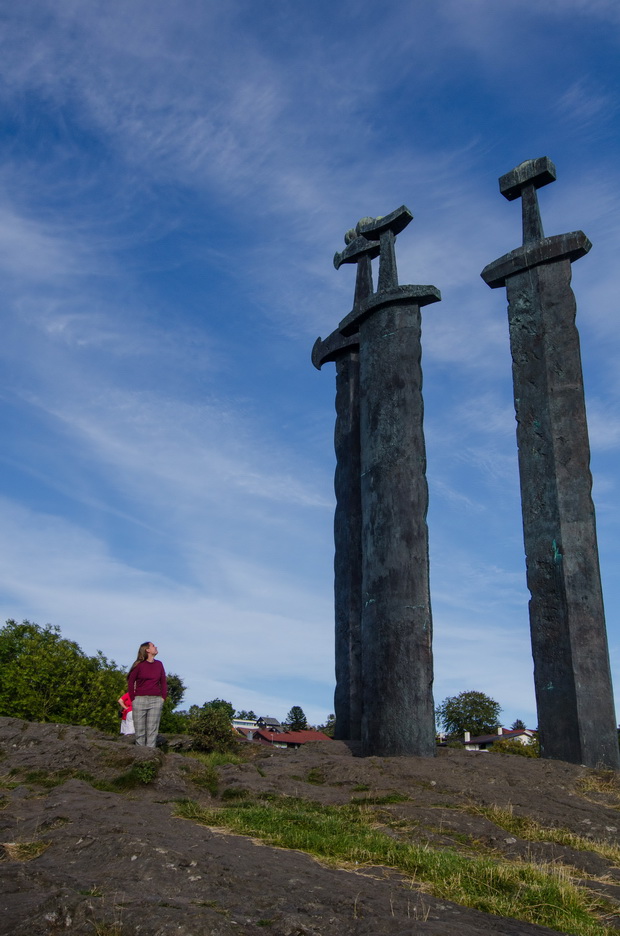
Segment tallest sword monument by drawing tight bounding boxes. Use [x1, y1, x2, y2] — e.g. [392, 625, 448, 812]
[482, 157, 619, 769]
[314, 207, 440, 756]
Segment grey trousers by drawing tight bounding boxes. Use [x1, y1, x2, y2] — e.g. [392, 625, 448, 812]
[132, 695, 164, 747]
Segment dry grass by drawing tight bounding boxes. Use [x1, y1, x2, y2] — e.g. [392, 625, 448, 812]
[2, 840, 50, 861]
[577, 772, 620, 808]
[470, 803, 620, 866]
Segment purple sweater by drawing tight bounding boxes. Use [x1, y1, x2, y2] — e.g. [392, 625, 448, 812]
[128, 660, 167, 701]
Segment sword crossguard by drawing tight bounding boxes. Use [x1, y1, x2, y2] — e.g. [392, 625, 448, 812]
[499, 157, 556, 245]
[355, 205, 413, 240]
[312, 330, 359, 370]
[333, 235, 380, 270]
[356, 206, 413, 292]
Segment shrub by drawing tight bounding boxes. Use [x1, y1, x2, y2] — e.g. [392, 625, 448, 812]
[187, 705, 241, 754]
[0, 619, 125, 733]
[489, 737, 540, 757]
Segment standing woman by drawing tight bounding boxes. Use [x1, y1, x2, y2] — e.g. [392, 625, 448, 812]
[127, 642, 167, 747]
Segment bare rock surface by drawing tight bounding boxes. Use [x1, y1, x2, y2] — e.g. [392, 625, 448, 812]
[1, 717, 619, 935]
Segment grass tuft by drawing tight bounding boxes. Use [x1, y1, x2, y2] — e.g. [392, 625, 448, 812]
[470, 803, 620, 865]
[181, 749, 247, 796]
[87, 760, 160, 792]
[4, 763, 161, 793]
[183, 750, 245, 769]
[2, 840, 50, 861]
[351, 792, 410, 805]
[221, 787, 251, 801]
[306, 768, 326, 785]
[577, 772, 620, 807]
[192, 899, 229, 915]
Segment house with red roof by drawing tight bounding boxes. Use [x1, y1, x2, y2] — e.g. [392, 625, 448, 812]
[254, 729, 331, 749]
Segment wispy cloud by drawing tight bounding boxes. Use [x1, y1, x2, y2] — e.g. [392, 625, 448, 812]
[554, 80, 617, 132]
[0, 495, 334, 712]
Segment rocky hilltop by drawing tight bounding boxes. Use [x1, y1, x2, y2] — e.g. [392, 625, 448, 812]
[1, 716, 619, 935]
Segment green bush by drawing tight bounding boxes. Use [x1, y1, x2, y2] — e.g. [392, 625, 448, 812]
[489, 737, 540, 757]
[109, 758, 161, 789]
[0, 619, 126, 733]
[159, 674, 189, 733]
[187, 704, 240, 754]
[159, 707, 190, 734]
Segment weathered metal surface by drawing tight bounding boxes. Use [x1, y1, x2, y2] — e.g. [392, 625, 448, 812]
[313, 235, 377, 741]
[337, 208, 440, 757]
[314, 206, 440, 755]
[312, 324, 362, 740]
[333, 348, 362, 740]
[356, 296, 436, 756]
[481, 158, 619, 769]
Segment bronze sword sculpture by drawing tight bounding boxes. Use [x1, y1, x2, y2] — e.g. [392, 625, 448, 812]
[482, 158, 619, 769]
[312, 227, 379, 740]
[315, 207, 440, 755]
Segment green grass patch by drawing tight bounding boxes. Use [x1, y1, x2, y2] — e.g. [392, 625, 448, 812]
[20, 761, 162, 794]
[221, 787, 251, 801]
[174, 795, 614, 936]
[423, 825, 485, 853]
[306, 768, 326, 785]
[192, 899, 228, 915]
[184, 764, 219, 796]
[101, 759, 160, 790]
[7, 767, 98, 789]
[351, 792, 410, 805]
[470, 804, 620, 865]
[181, 749, 247, 797]
[7, 760, 161, 793]
[183, 750, 245, 768]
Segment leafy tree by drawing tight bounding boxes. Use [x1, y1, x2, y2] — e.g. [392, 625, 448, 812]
[511, 718, 526, 731]
[317, 713, 336, 738]
[435, 690, 502, 738]
[186, 705, 240, 753]
[235, 709, 257, 720]
[159, 673, 188, 733]
[197, 698, 235, 719]
[186, 698, 235, 724]
[284, 705, 308, 731]
[166, 674, 186, 710]
[0, 619, 126, 733]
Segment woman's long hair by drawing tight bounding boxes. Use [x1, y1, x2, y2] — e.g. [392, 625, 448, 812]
[128, 641, 151, 674]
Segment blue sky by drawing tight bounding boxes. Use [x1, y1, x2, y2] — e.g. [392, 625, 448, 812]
[1, 0, 619, 729]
